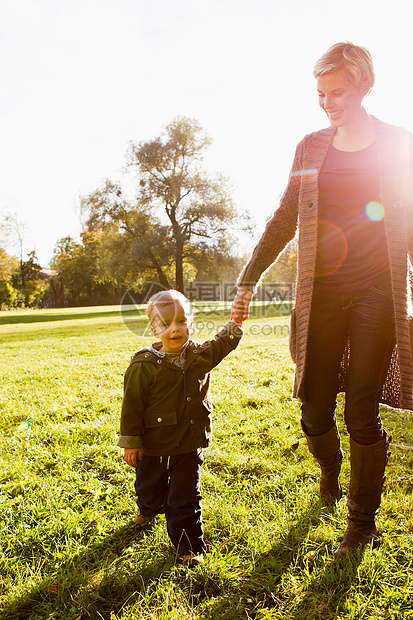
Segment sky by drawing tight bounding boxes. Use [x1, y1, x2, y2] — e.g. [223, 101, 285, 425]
[1, 0, 413, 266]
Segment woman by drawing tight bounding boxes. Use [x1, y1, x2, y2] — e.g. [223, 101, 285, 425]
[232, 42, 413, 558]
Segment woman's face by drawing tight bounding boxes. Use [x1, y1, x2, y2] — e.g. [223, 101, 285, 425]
[316, 69, 370, 128]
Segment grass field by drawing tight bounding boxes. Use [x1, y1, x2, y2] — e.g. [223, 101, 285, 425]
[1, 304, 413, 620]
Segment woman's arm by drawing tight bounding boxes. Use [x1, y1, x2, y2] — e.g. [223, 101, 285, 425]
[236, 140, 303, 291]
[407, 133, 413, 262]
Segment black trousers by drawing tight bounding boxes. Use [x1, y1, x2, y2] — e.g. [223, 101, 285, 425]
[301, 280, 395, 445]
[134, 451, 205, 556]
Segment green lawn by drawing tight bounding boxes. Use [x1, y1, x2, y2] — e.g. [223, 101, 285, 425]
[0, 305, 412, 620]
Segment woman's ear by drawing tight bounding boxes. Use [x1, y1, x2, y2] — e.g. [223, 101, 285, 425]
[360, 79, 372, 98]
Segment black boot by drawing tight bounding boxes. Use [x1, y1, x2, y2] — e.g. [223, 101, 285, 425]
[334, 433, 391, 558]
[302, 423, 343, 501]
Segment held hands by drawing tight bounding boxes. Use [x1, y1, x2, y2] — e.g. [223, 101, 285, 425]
[231, 287, 253, 324]
[123, 448, 143, 467]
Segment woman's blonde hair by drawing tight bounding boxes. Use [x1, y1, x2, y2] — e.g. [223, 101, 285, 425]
[313, 42, 375, 88]
[146, 289, 193, 323]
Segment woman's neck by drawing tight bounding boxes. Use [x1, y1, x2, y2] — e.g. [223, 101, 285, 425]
[332, 109, 375, 152]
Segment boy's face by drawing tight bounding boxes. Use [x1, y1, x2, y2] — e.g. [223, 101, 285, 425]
[150, 301, 191, 353]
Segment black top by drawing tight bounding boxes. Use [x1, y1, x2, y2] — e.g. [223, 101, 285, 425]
[315, 141, 390, 291]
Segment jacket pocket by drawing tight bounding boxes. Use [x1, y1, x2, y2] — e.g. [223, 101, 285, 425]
[143, 409, 179, 449]
[289, 307, 297, 364]
[144, 409, 177, 428]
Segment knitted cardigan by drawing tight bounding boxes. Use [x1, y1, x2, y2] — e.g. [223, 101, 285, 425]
[237, 116, 413, 410]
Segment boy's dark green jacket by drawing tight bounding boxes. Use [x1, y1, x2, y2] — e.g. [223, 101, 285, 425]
[118, 321, 242, 456]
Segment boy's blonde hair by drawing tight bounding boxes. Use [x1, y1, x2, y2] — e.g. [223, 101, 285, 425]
[313, 41, 375, 88]
[146, 289, 193, 323]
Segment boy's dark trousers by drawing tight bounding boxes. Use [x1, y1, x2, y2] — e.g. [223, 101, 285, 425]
[134, 451, 205, 556]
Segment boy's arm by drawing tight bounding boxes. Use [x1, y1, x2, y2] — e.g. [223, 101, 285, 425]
[201, 319, 243, 370]
[117, 361, 150, 451]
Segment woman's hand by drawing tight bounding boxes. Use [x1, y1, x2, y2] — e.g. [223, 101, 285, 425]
[123, 448, 143, 467]
[231, 287, 253, 323]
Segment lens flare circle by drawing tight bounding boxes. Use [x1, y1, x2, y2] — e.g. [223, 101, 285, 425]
[365, 201, 384, 222]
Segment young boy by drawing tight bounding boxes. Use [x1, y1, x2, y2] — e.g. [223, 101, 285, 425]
[118, 289, 243, 566]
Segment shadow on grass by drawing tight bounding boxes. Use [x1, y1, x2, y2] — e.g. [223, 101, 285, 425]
[193, 498, 363, 620]
[0, 308, 138, 326]
[0, 521, 170, 620]
[1, 500, 363, 620]
[284, 555, 362, 620]
[0, 303, 292, 327]
[250, 503, 363, 620]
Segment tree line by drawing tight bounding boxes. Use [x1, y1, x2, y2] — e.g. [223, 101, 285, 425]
[0, 117, 296, 310]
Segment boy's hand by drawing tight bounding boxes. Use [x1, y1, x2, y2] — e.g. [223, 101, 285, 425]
[123, 448, 143, 467]
[231, 287, 252, 323]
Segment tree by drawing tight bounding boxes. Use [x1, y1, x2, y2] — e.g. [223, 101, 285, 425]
[0, 212, 46, 307]
[0, 247, 18, 281]
[0, 280, 18, 309]
[83, 181, 173, 289]
[83, 117, 251, 292]
[0, 248, 19, 309]
[51, 233, 119, 306]
[0, 212, 27, 271]
[51, 234, 98, 304]
[12, 251, 45, 307]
